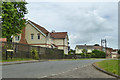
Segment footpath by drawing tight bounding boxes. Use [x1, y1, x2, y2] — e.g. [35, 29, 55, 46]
[0, 60, 45, 66]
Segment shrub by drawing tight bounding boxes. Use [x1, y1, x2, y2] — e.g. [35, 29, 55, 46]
[91, 53, 95, 58]
[30, 49, 39, 60]
[112, 70, 117, 74]
[92, 49, 106, 58]
[87, 54, 91, 58]
[118, 56, 120, 59]
[81, 53, 86, 58]
[68, 49, 75, 55]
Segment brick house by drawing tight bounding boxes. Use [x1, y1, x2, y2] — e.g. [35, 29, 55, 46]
[12, 20, 69, 54]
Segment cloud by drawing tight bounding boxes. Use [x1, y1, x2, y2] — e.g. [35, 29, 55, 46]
[25, 2, 118, 49]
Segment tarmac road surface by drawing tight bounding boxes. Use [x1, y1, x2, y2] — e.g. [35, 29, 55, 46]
[2, 59, 115, 78]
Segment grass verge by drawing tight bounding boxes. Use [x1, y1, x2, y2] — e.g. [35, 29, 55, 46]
[95, 60, 120, 76]
[1, 58, 104, 62]
[47, 58, 104, 61]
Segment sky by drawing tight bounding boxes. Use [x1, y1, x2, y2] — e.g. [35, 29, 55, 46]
[25, 1, 118, 49]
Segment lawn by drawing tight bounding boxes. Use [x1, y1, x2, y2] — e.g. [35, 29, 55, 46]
[95, 60, 120, 76]
[2, 58, 34, 62]
[47, 58, 104, 61]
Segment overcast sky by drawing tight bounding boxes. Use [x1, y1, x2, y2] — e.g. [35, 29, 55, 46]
[25, 2, 118, 49]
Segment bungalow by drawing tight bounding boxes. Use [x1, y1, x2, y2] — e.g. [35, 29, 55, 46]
[75, 44, 119, 58]
[12, 20, 69, 55]
[75, 44, 103, 54]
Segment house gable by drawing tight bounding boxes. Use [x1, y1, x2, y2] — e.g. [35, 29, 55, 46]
[28, 20, 48, 37]
[25, 23, 46, 44]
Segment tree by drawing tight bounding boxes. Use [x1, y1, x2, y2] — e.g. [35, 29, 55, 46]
[118, 50, 120, 55]
[68, 49, 75, 55]
[94, 44, 100, 46]
[2, 1, 28, 42]
[82, 49, 87, 54]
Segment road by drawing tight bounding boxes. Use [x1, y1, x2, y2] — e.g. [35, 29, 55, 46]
[2, 59, 114, 78]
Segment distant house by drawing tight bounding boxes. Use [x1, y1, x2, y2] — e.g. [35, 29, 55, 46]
[75, 44, 119, 58]
[12, 20, 69, 55]
[111, 49, 119, 59]
[75, 44, 103, 54]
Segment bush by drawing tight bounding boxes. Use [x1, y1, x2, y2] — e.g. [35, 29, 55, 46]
[112, 70, 117, 74]
[81, 53, 86, 58]
[118, 56, 120, 59]
[30, 49, 39, 60]
[68, 49, 75, 55]
[86, 54, 91, 58]
[92, 49, 106, 58]
[91, 53, 95, 58]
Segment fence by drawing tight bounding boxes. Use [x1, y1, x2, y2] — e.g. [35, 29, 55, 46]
[1, 42, 64, 60]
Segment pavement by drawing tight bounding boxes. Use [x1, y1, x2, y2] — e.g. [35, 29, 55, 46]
[1, 60, 44, 65]
[48, 64, 115, 78]
[1, 59, 116, 78]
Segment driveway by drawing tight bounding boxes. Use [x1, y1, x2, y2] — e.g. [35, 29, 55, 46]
[2, 59, 115, 78]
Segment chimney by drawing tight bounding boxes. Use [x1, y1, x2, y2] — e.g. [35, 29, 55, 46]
[51, 30, 55, 33]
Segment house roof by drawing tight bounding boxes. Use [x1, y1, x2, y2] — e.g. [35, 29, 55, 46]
[50, 32, 67, 39]
[94, 46, 103, 50]
[76, 45, 94, 49]
[28, 20, 68, 39]
[76, 45, 103, 50]
[28, 20, 49, 35]
[0, 38, 7, 42]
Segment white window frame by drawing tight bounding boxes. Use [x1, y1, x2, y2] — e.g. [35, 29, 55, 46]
[15, 36, 20, 41]
[31, 34, 34, 40]
[38, 34, 40, 39]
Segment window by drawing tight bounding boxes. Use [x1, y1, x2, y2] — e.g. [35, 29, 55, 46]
[38, 34, 40, 39]
[15, 36, 19, 41]
[31, 34, 34, 40]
